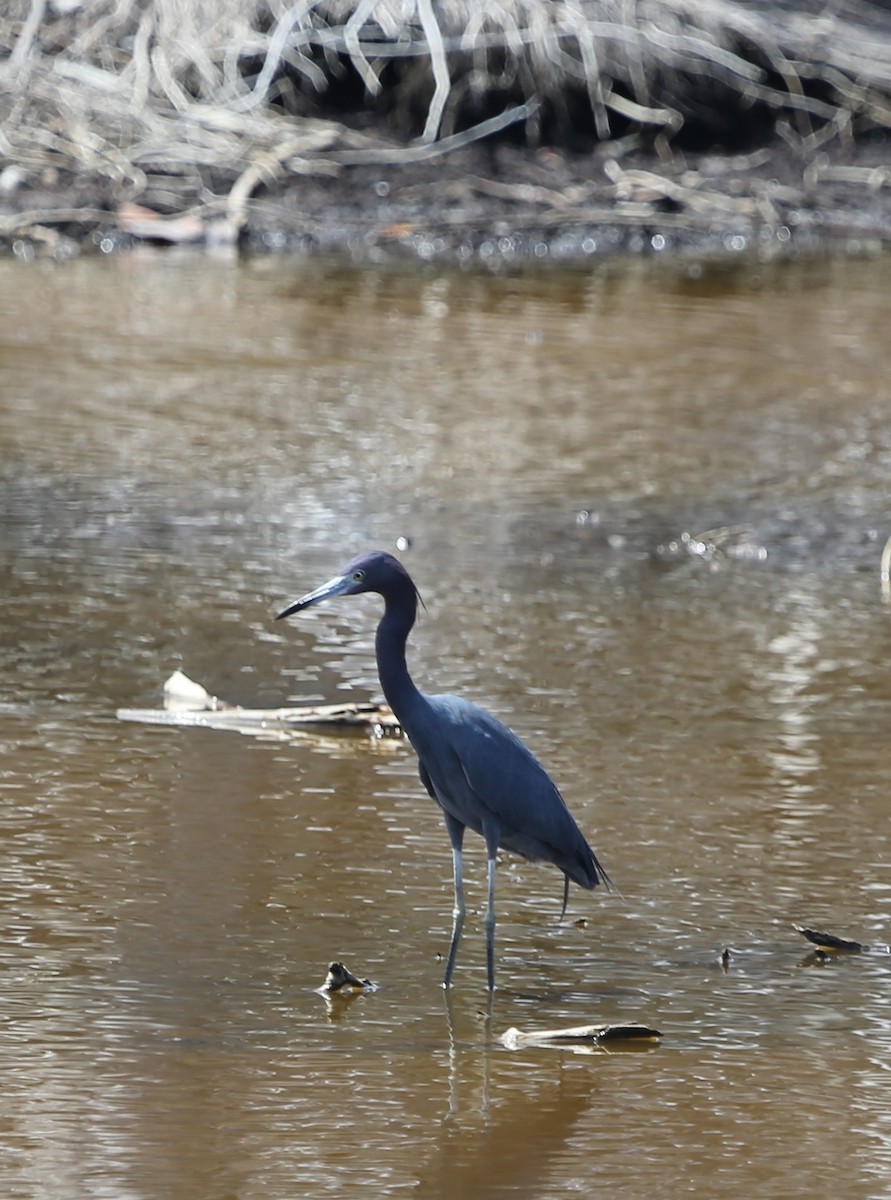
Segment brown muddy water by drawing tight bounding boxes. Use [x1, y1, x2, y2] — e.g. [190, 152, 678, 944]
[2, 249, 891, 1199]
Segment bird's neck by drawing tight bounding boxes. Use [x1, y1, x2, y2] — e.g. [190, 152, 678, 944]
[375, 585, 421, 720]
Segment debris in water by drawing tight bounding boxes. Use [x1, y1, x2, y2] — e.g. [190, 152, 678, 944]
[316, 962, 378, 995]
[499, 1023, 661, 1050]
[116, 670, 401, 740]
[163, 668, 219, 708]
[794, 925, 890, 954]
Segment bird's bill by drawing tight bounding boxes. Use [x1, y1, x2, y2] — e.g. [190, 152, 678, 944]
[275, 573, 352, 620]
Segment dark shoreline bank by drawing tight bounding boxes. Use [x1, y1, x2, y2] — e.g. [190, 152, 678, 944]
[3, 131, 890, 264]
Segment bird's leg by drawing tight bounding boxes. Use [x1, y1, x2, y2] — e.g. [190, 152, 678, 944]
[485, 853, 497, 992]
[442, 816, 465, 989]
[480, 821, 502, 992]
[559, 873, 569, 921]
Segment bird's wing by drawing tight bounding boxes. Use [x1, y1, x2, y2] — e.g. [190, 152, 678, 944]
[418, 759, 438, 802]
[425, 695, 580, 854]
[416, 695, 605, 888]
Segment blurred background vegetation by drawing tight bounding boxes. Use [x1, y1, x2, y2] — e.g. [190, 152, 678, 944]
[2, 1, 890, 250]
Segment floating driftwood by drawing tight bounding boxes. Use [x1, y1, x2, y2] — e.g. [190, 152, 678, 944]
[116, 670, 401, 740]
[500, 1023, 662, 1051]
[794, 925, 891, 955]
[316, 961, 378, 994]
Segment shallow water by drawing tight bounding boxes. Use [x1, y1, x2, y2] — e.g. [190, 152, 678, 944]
[2, 249, 891, 1198]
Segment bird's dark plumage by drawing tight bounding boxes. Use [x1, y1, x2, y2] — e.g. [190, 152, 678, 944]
[276, 549, 610, 990]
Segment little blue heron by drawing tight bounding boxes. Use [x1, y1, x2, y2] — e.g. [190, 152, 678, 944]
[276, 550, 611, 990]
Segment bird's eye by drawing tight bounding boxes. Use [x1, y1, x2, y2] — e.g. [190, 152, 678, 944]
[352, 569, 365, 583]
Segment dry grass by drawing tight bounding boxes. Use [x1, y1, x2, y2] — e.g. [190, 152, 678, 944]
[1, 0, 891, 245]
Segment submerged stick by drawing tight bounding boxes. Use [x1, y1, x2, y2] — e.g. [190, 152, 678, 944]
[500, 1023, 661, 1049]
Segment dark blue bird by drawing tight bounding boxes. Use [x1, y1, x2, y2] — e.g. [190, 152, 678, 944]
[276, 550, 611, 991]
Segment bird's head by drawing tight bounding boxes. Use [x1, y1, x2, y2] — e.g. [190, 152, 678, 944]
[276, 550, 420, 620]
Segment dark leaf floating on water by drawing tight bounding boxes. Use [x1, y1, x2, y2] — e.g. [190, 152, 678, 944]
[794, 925, 891, 954]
